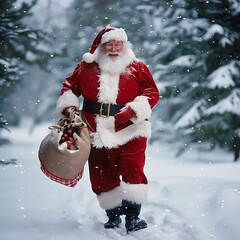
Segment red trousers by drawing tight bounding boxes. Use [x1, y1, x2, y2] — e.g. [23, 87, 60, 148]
[88, 137, 148, 195]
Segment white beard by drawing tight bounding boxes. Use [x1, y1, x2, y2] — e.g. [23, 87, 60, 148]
[95, 42, 136, 75]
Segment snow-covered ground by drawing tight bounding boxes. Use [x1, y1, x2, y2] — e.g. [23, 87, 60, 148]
[0, 120, 240, 240]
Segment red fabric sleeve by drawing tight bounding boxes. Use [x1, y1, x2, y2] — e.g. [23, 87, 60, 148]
[61, 63, 82, 97]
[138, 62, 160, 109]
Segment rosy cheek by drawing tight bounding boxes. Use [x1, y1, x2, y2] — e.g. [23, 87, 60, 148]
[103, 47, 109, 53]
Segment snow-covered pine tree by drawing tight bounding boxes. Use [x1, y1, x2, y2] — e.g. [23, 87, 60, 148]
[0, 0, 53, 129]
[138, 0, 240, 160]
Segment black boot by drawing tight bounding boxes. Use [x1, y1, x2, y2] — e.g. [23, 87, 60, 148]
[122, 200, 147, 233]
[104, 206, 122, 229]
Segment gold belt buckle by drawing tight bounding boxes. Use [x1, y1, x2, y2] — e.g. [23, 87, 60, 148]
[99, 102, 110, 118]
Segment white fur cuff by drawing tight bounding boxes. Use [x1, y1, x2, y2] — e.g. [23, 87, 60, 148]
[120, 181, 148, 204]
[56, 90, 80, 117]
[127, 96, 152, 124]
[97, 186, 122, 210]
[96, 182, 148, 209]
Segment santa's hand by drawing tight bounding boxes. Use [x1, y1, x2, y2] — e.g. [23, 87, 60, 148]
[63, 106, 79, 120]
[114, 106, 135, 129]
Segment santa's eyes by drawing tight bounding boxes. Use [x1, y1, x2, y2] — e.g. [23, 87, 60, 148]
[105, 44, 122, 50]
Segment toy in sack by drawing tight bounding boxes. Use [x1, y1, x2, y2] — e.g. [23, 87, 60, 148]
[38, 115, 91, 187]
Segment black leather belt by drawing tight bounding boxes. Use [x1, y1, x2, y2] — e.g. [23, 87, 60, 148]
[82, 98, 125, 118]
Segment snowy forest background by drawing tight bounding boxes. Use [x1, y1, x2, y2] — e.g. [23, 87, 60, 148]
[1, 0, 240, 161]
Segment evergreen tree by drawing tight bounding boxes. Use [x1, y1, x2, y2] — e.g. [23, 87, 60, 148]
[139, 0, 240, 160]
[0, 0, 52, 129]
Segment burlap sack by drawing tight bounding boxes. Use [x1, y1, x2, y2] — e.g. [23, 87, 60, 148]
[38, 116, 91, 187]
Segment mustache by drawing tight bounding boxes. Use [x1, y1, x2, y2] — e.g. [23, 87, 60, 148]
[107, 52, 119, 56]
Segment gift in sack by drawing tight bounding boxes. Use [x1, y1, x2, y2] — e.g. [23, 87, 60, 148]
[38, 115, 91, 187]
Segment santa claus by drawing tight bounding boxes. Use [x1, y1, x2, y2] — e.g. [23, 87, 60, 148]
[56, 25, 160, 232]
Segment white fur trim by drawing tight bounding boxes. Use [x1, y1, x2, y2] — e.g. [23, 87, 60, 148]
[92, 117, 151, 149]
[98, 72, 119, 103]
[96, 182, 148, 209]
[128, 96, 152, 124]
[101, 28, 128, 44]
[92, 57, 151, 148]
[97, 186, 122, 210]
[120, 181, 148, 204]
[56, 90, 80, 117]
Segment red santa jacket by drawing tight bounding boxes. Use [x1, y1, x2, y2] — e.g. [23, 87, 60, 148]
[56, 60, 160, 148]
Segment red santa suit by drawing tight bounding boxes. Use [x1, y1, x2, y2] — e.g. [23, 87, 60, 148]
[56, 26, 160, 210]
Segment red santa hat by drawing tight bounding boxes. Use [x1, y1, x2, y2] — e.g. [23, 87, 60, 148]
[82, 26, 128, 63]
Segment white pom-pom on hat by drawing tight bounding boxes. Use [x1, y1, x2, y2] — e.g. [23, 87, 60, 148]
[82, 52, 95, 64]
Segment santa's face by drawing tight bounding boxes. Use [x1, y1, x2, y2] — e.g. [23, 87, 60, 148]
[102, 40, 124, 60]
[95, 40, 135, 75]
